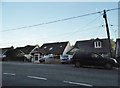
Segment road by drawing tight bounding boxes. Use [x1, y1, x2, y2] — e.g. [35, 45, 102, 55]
[2, 61, 119, 87]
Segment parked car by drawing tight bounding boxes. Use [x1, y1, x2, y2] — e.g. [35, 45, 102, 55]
[39, 56, 45, 63]
[71, 52, 118, 69]
[24, 54, 33, 62]
[0, 54, 6, 61]
[60, 55, 73, 64]
[39, 54, 54, 63]
[60, 55, 69, 64]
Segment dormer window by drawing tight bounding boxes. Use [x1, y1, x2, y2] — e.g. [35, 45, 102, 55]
[94, 41, 102, 48]
[60, 45, 62, 48]
[49, 47, 53, 51]
[44, 46, 47, 49]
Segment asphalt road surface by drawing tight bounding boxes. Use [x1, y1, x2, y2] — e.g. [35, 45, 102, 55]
[2, 61, 119, 87]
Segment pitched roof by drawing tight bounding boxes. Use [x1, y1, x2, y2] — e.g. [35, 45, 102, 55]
[1, 46, 14, 54]
[39, 41, 69, 55]
[15, 45, 36, 54]
[71, 38, 110, 54]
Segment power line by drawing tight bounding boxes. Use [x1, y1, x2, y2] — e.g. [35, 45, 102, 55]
[106, 7, 120, 12]
[1, 12, 102, 32]
[52, 14, 101, 38]
[1, 7, 120, 32]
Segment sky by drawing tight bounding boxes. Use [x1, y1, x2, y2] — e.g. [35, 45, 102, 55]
[1, 2, 119, 48]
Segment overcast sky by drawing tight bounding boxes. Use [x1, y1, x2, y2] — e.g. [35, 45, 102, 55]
[1, 2, 119, 48]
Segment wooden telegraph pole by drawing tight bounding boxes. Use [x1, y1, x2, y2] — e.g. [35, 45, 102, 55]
[103, 10, 112, 57]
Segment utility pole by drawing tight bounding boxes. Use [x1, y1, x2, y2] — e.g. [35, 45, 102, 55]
[103, 10, 112, 57]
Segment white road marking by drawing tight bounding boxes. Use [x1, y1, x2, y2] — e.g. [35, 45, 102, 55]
[63, 80, 93, 87]
[27, 76, 47, 80]
[3, 73, 16, 76]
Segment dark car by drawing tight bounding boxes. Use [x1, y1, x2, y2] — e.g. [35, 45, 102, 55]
[71, 52, 118, 69]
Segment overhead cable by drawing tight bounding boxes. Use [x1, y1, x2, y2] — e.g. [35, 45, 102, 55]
[1, 7, 120, 32]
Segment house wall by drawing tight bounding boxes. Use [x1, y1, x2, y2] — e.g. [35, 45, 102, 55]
[33, 53, 41, 63]
[116, 42, 120, 58]
[63, 42, 72, 55]
[93, 40, 111, 57]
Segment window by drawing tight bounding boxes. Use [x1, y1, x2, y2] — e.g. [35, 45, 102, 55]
[94, 41, 102, 48]
[49, 47, 53, 51]
[60, 45, 62, 48]
[44, 46, 47, 49]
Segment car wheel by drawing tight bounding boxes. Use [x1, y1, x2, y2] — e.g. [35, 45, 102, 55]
[105, 63, 112, 69]
[61, 62, 66, 64]
[75, 61, 81, 68]
[39, 60, 42, 63]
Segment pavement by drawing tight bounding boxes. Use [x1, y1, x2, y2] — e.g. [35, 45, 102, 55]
[1, 61, 119, 87]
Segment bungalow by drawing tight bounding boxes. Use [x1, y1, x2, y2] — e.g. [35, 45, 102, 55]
[68, 38, 113, 58]
[15, 45, 39, 62]
[33, 41, 71, 63]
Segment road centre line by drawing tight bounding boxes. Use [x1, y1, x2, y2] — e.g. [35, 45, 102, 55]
[3, 73, 16, 76]
[27, 76, 47, 80]
[63, 80, 93, 87]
